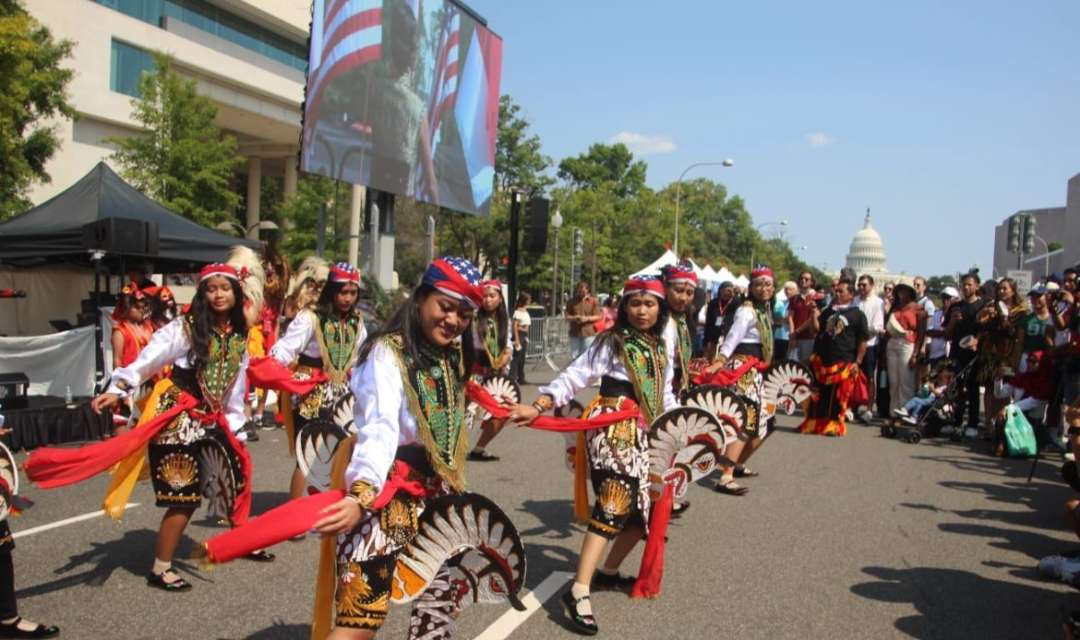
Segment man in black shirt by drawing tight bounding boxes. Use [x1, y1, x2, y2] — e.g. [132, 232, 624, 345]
[946, 273, 985, 435]
[798, 279, 869, 436]
[704, 281, 736, 359]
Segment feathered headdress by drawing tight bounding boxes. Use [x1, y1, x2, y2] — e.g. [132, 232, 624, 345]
[287, 255, 330, 299]
[226, 245, 265, 314]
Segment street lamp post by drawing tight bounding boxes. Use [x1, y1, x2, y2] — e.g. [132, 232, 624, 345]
[749, 220, 788, 272]
[674, 159, 734, 258]
[551, 208, 563, 317]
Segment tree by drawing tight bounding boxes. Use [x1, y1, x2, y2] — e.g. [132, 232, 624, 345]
[557, 143, 646, 198]
[925, 274, 959, 293]
[108, 52, 242, 228]
[0, 0, 74, 219]
[495, 95, 553, 197]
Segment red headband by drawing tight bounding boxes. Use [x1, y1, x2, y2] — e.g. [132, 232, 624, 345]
[622, 277, 666, 298]
[480, 279, 502, 291]
[662, 265, 698, 288]
[329, 263, 361, 284]
[750, 266, 775, 282]
[199, 263, 240, 282]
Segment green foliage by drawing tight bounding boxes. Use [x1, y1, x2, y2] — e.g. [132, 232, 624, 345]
[275, 174, 347, 265]
[108, 52, 242, 228]
[557, 143, 647, 199]
[925, 274, 959, 293]
[0, 0, 74, 219]
[495, 95, 554, 197]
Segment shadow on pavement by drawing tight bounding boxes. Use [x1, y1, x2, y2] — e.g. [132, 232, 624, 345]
[15, 528, 212, 597]
[230, 620, 308, 639]
[515, 498, 582, 540]
[851, 565, 1070, 639]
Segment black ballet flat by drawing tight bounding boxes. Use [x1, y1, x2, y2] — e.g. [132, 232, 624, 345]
[146, 570, 192, 592]
[592, 570, 636, 591]
[561, 590, 598, 636]
[244, 549, 276, 562]
[467, 450, 500, 462]
[671, 501, 691, 517]
[0, 617, 60, 639]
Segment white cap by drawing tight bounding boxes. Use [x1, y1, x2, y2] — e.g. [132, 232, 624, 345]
[941, 286, 960, 299]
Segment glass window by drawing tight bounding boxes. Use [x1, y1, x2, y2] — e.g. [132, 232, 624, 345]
[93, 0, 306, 72]
[110, 40, 154, 97]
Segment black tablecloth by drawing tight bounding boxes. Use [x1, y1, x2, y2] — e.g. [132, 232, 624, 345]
[0, 396, 111, 452]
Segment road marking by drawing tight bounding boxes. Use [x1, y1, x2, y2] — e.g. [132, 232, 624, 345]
[12, 503, 140, 539]
[474, 570, 573, 640]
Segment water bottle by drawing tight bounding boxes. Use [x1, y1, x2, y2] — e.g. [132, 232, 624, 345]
[64, 385, 73, 405]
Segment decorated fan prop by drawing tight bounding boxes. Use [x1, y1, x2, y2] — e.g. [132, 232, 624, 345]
[391, 493, 527, 614]
[761, 361, 815, 419]
[0, 441, 18, 521]
[684, 385, 747, 448]
[647, 407, 725, 500]
[198, 432, 239, 522]
[296, 420, 349, 493]
[468, 375, 521, 427]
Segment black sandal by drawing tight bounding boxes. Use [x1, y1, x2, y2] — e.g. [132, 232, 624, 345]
[561, 590, 598, 635]
[245, 549, 276, 562]
[467, 450, 500, 462]
[671, 501, 691, 517]
[146, 569, 192, 592]
[592, 570, 636, 591]
[734, 466, 759, 478]
[714, 481, 749, 496]
[0, 617, 59, 639]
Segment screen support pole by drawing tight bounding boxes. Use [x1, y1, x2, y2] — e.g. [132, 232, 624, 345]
[507, 191, 521, 308]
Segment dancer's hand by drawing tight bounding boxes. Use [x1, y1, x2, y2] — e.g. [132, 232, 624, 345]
[91, 393, 121, 414]
[505, 404, 538, 425]
[0, 428, 10, 437]
[313, 497, 362, 535]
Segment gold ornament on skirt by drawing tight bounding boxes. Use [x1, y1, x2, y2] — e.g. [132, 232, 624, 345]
[380, 497, 418, 547]
[156, 453, 197, 490]
[598, 478, 632, 517]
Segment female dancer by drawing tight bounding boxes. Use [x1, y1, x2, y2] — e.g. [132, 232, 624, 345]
[507, 276, 676, 635]
[468, 280, 512, 461]
[111, 284, 153, 371]
[247, 246, 292, 430]
[83, 262, 270, 591]
[269, 263, 366, 500]
[311, 257, 487, 638]
[702, 266, 775, 495]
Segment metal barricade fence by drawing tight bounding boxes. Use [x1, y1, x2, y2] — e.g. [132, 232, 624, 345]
[524, 317, 570, 366]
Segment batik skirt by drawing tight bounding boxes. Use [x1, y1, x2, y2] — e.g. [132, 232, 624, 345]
[581, 396, 650, 539]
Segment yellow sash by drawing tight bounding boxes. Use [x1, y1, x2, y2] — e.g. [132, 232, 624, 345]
[102, 378, 174, 520]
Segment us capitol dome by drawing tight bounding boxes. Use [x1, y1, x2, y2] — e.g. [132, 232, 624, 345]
[839, 210, 912, 290]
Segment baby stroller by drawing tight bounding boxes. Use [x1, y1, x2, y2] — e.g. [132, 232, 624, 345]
[881, 357, 975, 444]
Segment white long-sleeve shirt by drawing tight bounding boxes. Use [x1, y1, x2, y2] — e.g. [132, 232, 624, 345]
[269, 309, 367, 365]
[718, 305, 762, 360]
[105, 317, 249, 437]
[858, 295, 885, 347]
[538, 336, 677, 416]
[345, 340, 424, 492]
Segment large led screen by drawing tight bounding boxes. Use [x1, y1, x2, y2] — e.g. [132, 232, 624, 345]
[302, 0, 503, 216]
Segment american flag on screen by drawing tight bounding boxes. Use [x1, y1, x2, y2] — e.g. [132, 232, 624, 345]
[306, 0, 383, 124]
[427, 9, 460, 153]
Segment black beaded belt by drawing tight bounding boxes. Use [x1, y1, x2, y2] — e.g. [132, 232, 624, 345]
[733, 343, 764, 359]
[298, 353, 323, 368]
[394, 445, 435, 477]
[599, 376, 635, 399]
[169, 366, 202, 401]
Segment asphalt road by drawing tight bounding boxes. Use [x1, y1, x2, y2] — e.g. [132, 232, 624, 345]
[7, 362, 1080, 639]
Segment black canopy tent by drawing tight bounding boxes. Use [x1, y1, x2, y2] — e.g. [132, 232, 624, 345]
[0, 162, 258, 270]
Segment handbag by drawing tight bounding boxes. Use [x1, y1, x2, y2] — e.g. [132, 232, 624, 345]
[848, 368, 870, 407]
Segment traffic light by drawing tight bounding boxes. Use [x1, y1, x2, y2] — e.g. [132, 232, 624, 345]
[1007, 215, 1021, 253]
[573, 228, 584, 256]
[1022, 214, 1036, 254]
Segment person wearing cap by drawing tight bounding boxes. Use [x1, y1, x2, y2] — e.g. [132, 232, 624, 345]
[703, 265, 777, 493]
[467, 279, 513, 461]
[1018, 285, 1055, 374]
[798, 277, 870, 436]
[509, 276, 676, 635]
[64, 259, 272, 592]
[311, 256, 523, 637]
[883, 283, 927, 430]
[704, 280, 736, 360]
[270, 262, 367, 501]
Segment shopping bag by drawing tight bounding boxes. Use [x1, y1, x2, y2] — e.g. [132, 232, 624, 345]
[1003, 404, 1037, 458]
[848, 369, 870, 407]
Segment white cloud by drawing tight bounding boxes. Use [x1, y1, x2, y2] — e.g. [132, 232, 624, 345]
[805, 132, 837, 147]
[608, 131, 677, 155]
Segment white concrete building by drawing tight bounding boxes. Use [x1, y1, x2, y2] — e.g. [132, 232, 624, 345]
[26, 0, 311, 238]
[840, 211, 913, 290]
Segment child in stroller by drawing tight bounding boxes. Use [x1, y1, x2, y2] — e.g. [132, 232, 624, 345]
[894, 364, 955, 426]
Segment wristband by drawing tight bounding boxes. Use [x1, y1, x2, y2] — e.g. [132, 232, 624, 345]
[348, 480, 377, 509]
[532, 394, 554, 413]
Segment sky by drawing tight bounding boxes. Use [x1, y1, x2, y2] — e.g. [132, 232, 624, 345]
[466, 0, 1080, 278]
